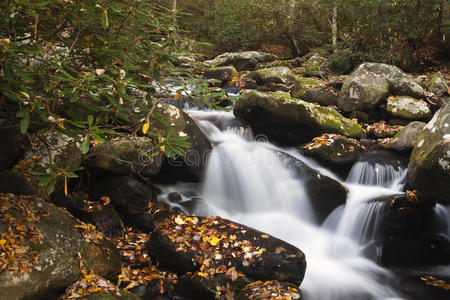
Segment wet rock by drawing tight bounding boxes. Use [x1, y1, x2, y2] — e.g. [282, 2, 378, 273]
[366, 235, 450, 268]
[0, 193, 121, 300]
[300, 134, 367, 170]
[0, 170, 35, 195]
[82, 291, 142, 300]
[386, 96, 431, 121]
[0, 120, 27, 171]
[148, 215, 307, 286]
[86, 136, 163, 178]
[338, 69, 389, 112]
[382, 192, 436, 239]
[257, 82, 290, 93]
[204, 51, 278, 71]
[407, 101, 450, 205]
[204, 66, 238, 83]
[168, 192, 183, 203]
[234, 91, 363, 146]
[387, 121, 426, 152]
[91, 176, 158, 232]
[277, 151, 348, 222]
[246, 66, 294, 85]
[292, 77, 339, 106]
[365, 121, 404, 139]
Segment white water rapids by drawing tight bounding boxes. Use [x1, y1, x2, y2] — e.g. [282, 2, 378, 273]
[158, 109, 448, 300]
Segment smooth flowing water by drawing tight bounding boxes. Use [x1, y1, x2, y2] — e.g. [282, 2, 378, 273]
[159, 109, 449, 299]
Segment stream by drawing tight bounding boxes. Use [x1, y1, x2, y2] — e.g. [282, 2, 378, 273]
[158, 109, 449, 300]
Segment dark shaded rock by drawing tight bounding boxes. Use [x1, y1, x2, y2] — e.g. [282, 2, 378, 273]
[426, 71, 448, 98]
[292, 77, 339, 106]
[0, 170, 35, 195]
[365, 121, 404, 139]
[91, 176, 158, 232]
[83, 291, 142, 300]
[0, 193, 121, 300]
[204, 66, 238, 83]
[0, 120, 27, 171]
[349, 111, 369, 123]
[148, 215, 307, 286]
[86, 136, 163, 178]
[234, 91, 362, 146]
[407, 101, 450, 205]
[276, 151, 348, 222]
[51, 191, 124, 238]
[168, 192, 183, 203]
[304, 54, 326, 77]
[175, 273, 249, 300]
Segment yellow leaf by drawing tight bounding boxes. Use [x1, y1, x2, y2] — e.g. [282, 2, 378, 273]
[174, 91, 182, 101]
[142, 118, 150, 134]
[0, 239, 7, 246]
[208, 235, 221, 246]
[160, 145, 165, 152]
[64, 175, 68, 197]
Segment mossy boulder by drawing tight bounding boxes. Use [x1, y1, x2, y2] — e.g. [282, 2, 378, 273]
[86, 136, 163, 178]
[204, 66, 238, 83]
[338, 69, 389, 112]
[386, 96, 432, 120]
[245, 66, 294, 85]
[148, 215, 307, 286]
[234, 91, 363, 145]
[407, 101, 450, 204]
[304, 54, 326, 76]
[0, 193, 121, 300]
[204, 51, 278, 71]
[292, 77, 339, 106]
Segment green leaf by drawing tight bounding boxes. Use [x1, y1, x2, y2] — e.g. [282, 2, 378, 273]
[2, 62, 14, 80]
[88, 115, 94, 127]
[38, 176, 55, 186]
[103, 9, 109, 28]
[37, 126, 52, 136]
[29, 170, 49, 176]
[47, 180, 56, 195]
[20, 110, 30, 134]
[82, 134, 90, 154]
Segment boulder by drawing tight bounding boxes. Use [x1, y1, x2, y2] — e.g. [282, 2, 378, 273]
[387, 121, 426, 152]
[292, 77, 339, 106]
[91, 176, 158, 232]
[0, 120, 26, 171]
[234, 91, 363, 145]
[204, 66, 238, 83]
[304, 54, 326, 76]
[300, 134, 366, 169]
[386, 96, 431, 120]
[338, 70, 389, 112]
[407, 101, 450, 205]
[245, 67, 294, 85]
[0, 193, 121, 300]
[152, 102, 212, 181]
[426, 72, 448, 98]
[204, 51, 278, 71]
[353, 63, 424, 99]
[276, 151, 348, 222]
[148, 215, 307, 286]
[86, 136, 163, 178]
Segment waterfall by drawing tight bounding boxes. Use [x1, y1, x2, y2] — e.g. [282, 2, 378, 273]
[182, 109, 401, 300]
[346, 161, 406, 188]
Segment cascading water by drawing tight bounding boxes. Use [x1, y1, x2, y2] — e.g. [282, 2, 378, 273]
[183, 109, 403, 300]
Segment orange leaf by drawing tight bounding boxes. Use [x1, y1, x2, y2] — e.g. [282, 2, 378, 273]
[142, 118, 150, 135]
[64, 175, 68, 197]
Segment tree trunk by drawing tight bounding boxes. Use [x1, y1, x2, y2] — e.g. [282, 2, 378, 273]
[285, 0, 301, 57]
[172, 0, 177, 30]
[332, 2, 337, 52]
